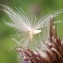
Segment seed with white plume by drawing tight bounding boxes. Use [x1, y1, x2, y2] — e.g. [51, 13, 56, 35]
[28, 29, 41, 41]
[1, 5, 63, 47]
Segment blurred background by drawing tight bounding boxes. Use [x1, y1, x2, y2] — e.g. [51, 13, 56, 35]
[0, 0, 63, 63]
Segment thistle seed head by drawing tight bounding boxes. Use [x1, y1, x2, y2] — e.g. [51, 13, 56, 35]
[16, 15, 63, 63]
[1, 5, 63, 63]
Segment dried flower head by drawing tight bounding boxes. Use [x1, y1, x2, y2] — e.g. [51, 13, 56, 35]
[16, 15, 63, 63]
[1, 5, 63, 63]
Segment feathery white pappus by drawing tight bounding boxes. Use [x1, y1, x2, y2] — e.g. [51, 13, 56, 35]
[1, 5, 63, 47]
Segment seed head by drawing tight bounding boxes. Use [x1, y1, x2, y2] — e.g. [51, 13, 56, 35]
[1, 5, 63, 63]
[15, 14, 63, 63]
